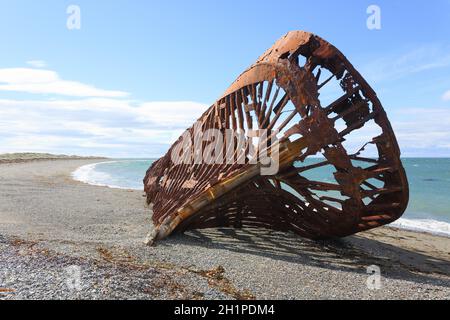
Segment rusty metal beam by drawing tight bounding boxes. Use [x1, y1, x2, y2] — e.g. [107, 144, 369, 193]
[143, 31, 409, 245]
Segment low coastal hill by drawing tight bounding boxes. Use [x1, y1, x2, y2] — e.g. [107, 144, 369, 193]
[0, 153, 107, 164]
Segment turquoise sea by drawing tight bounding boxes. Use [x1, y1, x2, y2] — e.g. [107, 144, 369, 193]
[72, 158, 450, 237]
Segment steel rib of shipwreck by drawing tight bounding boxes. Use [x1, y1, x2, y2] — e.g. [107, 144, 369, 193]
[143, 31, 409, 244]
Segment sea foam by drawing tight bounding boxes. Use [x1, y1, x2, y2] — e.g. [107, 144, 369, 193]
[389, 218, 450, 237]
[72, 161, 131, 189]
[72, 159, 450, 238]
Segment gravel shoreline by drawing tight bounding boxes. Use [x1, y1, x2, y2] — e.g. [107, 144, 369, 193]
[0, 234, 234, 300]
[0, 160, 449, 300]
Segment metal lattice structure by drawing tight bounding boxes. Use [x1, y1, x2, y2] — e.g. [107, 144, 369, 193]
[143, 31, 409, 244]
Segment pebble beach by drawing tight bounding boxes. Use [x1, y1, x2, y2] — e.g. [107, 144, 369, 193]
[0, 159, 449, 300]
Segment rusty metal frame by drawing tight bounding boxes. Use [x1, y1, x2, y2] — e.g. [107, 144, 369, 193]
[143, 31, 409, 244]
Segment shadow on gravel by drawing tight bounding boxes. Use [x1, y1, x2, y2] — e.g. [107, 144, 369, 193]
[164, 227, 450, 288]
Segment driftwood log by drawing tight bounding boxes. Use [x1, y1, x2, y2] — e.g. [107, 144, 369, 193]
[143, 31, 409, 244]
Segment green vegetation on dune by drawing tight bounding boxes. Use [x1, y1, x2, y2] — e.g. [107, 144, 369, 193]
[0, 153, 107, 163]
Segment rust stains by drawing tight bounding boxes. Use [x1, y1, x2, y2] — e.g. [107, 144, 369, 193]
[143, 31, 409, 244]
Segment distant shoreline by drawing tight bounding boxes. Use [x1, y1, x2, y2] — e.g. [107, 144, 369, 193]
[0, 152, 108, 165]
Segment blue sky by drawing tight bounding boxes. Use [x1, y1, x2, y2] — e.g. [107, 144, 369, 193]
[0, 0, 450, 157]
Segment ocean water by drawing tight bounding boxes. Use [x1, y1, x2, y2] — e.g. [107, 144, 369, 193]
[72, 158, 450, 237]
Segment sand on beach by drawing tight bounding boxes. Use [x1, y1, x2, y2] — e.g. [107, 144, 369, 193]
[0, 159, 449, 300]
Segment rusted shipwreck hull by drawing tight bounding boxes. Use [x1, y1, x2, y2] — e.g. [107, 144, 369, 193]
[144, 31, 409, 244]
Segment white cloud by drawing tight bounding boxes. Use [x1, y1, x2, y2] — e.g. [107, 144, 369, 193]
[0, 97, 132, 113]
[0, 98, 206, 128]
[26, 60, 47, 68]
[389, 108, 450, 155]
[136, 101, 207, 127]
[0, 97, 208, 157]
[0, 65, 210, 157]
[361, 44, 450, 83]
[0, 68, 128, 97]
[1, 94, 449, 157]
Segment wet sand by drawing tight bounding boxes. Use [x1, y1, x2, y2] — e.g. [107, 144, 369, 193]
[0, 159, 449, 299]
